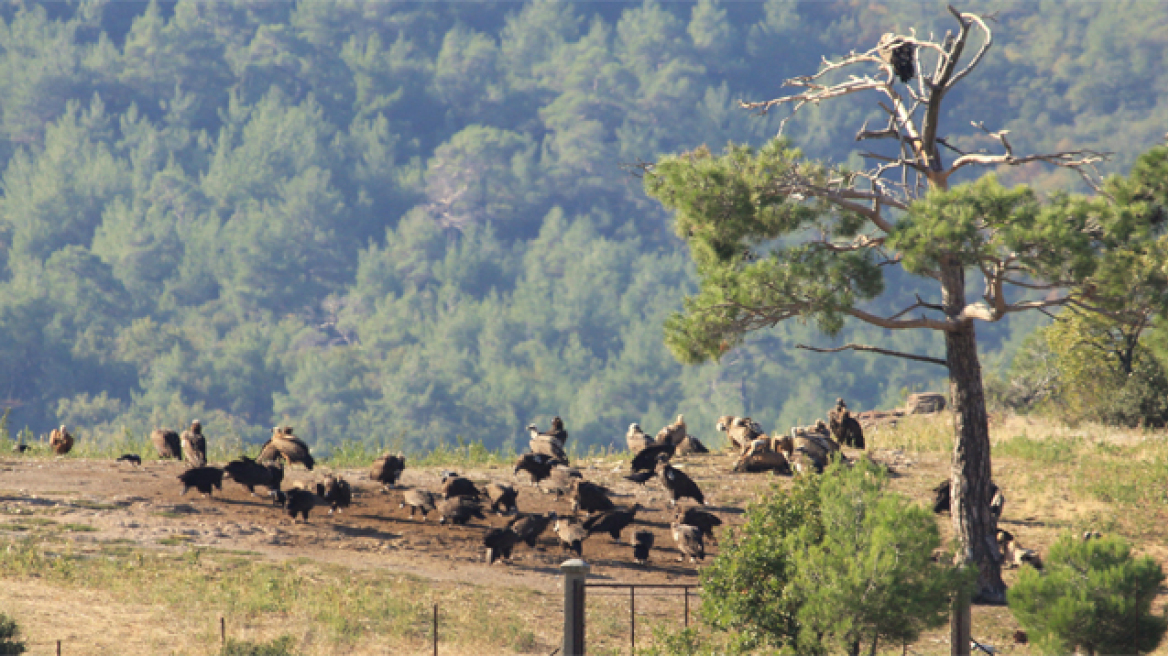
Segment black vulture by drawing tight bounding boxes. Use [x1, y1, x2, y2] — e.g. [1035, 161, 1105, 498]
[553, 517, 588, 557]
[933, 479, 1001, 517]
[116, 454, 142, 466]
[626, 423, 652, 454]
[151, 428, 181, 460]
[483, 528, 522, 564]
[671, 522, 705, 563]
[675, 507, 722, 545]
[11, 443, 28, 454]
[317, 476, 352, 514]
[441, 474, 481, 500]
[658, 460, 705, 506]
[178, 466, 224, 497]
[277, 488, 318, 522]
[370, 454, 406, 489]
[224, 456, 284, 496]
[623, 471, 654, 486]
[485, 482, 519, 514]
[829, 400, 866, 449]
[400, 489, 437, 519]
[437, 497, 485, 525]
[582, 504, 641, 543]
[513, 453, 560, 485]
[49, 425, 73, 455]
[259, 427, 315, 470]
[180, 420, 207, 467]
[571, 480, 614, 514]
[507, 513, 553, 547]
[548, 416, 568, 443]
[631, 442, 675, 473]
[877, 33, 915, 84]
[633, 530, 654, 565]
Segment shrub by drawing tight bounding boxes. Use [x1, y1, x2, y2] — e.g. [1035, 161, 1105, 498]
[1009, 534, 1167, 655]
[699, 458, 968, 654]
[0, 612, 26, 655]
[220, 635, 299, 656]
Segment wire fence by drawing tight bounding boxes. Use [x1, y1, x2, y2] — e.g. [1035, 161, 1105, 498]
[586, 582, 700, 655]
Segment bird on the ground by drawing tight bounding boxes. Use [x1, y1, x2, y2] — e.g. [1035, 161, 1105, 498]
[828, 398, 866, 449]
[626, 423, 652, 454]
[276, 487, 319, 522]
[997, 529, 1043, 570]
[548, 416, 568, 443]
[369, 454, 406, 490]
[582, 504, 642, 543]
[180, 420, 207, 467]
[259, 426, 315, 470]
[675, 435, 709, 456]
[484, 527, 522, 565]
[675, 507, 722, 545]
[178, 466, 224, 498]
[485, 482, 519, 514]
[437, 497, 485, 525]
[441, 474, 481, 499]
[658, 458, 705, 506]
[527, 424, 568, 462]
[11, 443, 28, 454]
[317, 476, 352, 514]
[633, 530, 654, 565]
[540, 465, 581, 497]
[655, 415, 687, 446]
[116, 454, 142, 466]
[553, 517, 588, 557]
[151, 428, 182, 460]
[623, 471, 654, 486]
[790, 446, 826, 474]
[49, 425, 74, 455]
[672, 522, 705, 563]
[224, 456, 284, 496]
[513, 453, 561, 485]
[571, 480, 614, 514]
[507, 513, 553, 548]
[932, 479, 1002, 516]
[631, 442, 675, 473]
[401, 489, 437, 519]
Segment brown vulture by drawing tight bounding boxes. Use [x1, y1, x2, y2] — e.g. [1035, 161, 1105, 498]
[437, 497, 485, 525]
[675, 507, 722, 545]
[180, 420, 207, 467]
[369, 454, 406, 489]
[675, 435, 709, 456]
[259, 427, 315, 470]
[151, 428, 182, 460]
[507, 512, 553, 547]
[400, 489, 437, 519]
[527, 424, 568, 462]
[485, 482, 519, 514]
[626, 423, 653, 454]
[552, 517, 588, 557]
[671, 522, 705, 563]
[655, 415, 687, 446]
[49, 425, 74, 455]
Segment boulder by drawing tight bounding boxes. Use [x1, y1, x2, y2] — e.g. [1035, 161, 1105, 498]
[906, 392, 946, 414]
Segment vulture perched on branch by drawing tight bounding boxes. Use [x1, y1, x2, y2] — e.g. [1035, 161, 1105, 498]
[224, 456, 283, 496]
[151, 428, 181, 460]
[259, 427, 315, 470]
[400, 489, 437, 519]
[369, 454, 406, 489]
[655, 415, 687, 446]
[483, 528, 522, 565]
[178, 466, 224, 497]
[49, 425, 73, 455]
[878, 33, 916, 84]
[658, 459, 705, 506]
[671, 522, 705, 563]
[180, 420, 207, 467]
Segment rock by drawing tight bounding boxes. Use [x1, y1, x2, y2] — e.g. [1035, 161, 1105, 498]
[906, 392, 946, 414]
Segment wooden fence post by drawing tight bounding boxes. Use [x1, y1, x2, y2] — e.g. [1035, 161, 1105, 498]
[220, 617, 226, 646]
[561, 559, 590, 656]
[951, 584, 971, 656]
[433, 603, 438, 656]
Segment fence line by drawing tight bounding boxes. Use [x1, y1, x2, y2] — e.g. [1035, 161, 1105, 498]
[585, 581, 700, 654]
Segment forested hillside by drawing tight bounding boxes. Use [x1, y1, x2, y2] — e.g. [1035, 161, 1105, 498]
[0, 0, 1164, 453]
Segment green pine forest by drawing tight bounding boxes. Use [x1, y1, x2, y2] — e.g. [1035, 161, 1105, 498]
[1, 0, 1164, 455]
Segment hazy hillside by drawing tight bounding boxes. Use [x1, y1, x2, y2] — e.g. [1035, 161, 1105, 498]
[0, 0, 1163, 453]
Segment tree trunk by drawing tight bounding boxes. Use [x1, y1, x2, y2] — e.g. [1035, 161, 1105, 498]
[941, 260, 1007, 605]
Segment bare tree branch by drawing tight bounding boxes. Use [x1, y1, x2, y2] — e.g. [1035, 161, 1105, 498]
[847, 306, 956, 332]
[797, 342, 948, 367]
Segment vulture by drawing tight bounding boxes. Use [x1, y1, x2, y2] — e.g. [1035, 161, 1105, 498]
[116, 454, 142, 466]
[777, 428, 839, 462]
[317, 476, 352, 514]
[675, 435, 709, 456]
[658, 459, 705, 506]
[259, 427, 315, 471]
[932, 479, 1002, 517]
[178, 466, 224, 497]
[655, 415, 687, 446]
[675, 507, 722, 545]
[828, 399, 865, 449]
[631, 442, 675, 473]
[991, 486, 1005, 519]
[582, 504, 642, 543]
[513, 453, 560, 485]
[571, 480, 614, 514]
[437, 497, 485, 525]
[180, 420, 207, 468]
[716, 416, 757, 453]
[632, 531, 654, 565]
[878, 33, 916, 84]
[623, 471, 654, 486]
[790, 446, 826, 474]
[507, 512, 553, 547]
[733, 440, 791, 475]
[49, 425, 74, 455]
[625, 423, 653, 454]
[540, 465, 581, 497]
[553, 517, 588, 557]
[997, 529, 1043, 570]
[225, 456, 284, 496]
[11, 443, 28, 454]
[151, 428, 182, 460]
[527, 424, 568, 462]
[671, 522, 705, 563]
[485, 482, 519, 514]
[400, 489, 437, 519]
[548, 416, 569, 443]
[369, 454, 406, 490]
[441, 474, 481, 499]
[483, 527, 522, 565]
[277, 487, 318, 522]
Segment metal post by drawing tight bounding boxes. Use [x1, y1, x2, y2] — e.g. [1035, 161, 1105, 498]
[220, 617, 226, 645]
[630, 586, 635, 655]
[56, 640, 61, 656]
[433, 603, 438, 656]
[951, 585, 971, 656]
[684, 587, 690, 627]
[561, 559, 590, 656]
